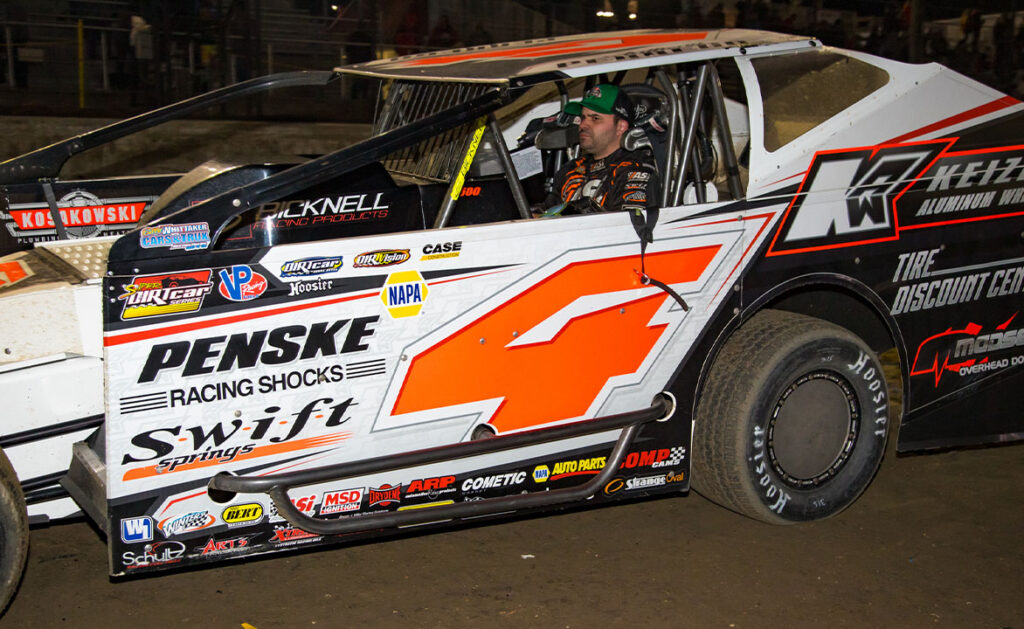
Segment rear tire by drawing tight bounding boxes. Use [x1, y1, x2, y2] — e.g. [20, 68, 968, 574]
[0, 449, 27, 613]
[692, 310, 889, 523]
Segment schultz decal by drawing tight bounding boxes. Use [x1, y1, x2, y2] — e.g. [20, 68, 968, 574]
[118, 270, 214, 320]
[122, 541, 186, 570]
[218, 265, 268, 301]
[281, 256, 344, 277]
[354, 249, 410, 268]
[139, 222, 211, 251]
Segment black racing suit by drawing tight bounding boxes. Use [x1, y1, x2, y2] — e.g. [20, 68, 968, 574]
[544, 147, 660, 220]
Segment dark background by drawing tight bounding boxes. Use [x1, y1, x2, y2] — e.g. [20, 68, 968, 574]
[0, 0, 1019, 122]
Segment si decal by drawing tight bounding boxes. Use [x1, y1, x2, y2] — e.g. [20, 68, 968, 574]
[218, 265, 268, 301]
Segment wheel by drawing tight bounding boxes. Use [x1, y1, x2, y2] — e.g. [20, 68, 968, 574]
[692, 310, 889, 524]
[0, 448, 27, 613]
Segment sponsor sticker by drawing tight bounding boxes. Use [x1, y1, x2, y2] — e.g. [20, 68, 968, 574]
[354, 249, 410, 268]
[122, 541, 186, 570]
[420, 241, 462, 261]
[221, 503, 264, 526]
[380, 270, 428, 318]
[281, 256, 344, 277]
[199, 535, 254, 556]
[120, 516, 154, 543]
[532, 465, 550, 483]
[217, 265, 268, 301]
[139, 222, 211, 251]
[158, 510, 216, 537]
[368, 484, 402, 507]
[320, 488, 364, 514]
[118, 270, 214, 320]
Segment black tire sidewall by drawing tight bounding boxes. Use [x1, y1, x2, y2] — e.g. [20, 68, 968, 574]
[741, 330, 888, 522]
[0, 450, 27, 613]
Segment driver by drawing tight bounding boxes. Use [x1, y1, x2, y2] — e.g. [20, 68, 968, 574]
[542, 84, 660, 227]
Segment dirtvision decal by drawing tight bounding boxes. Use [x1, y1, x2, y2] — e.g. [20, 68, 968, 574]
[354, 249, 410, 268]
[4, 189, 150, 242]
[118, 270, 215, 320]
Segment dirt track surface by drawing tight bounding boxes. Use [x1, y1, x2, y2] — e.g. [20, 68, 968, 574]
[5, 440, 1022, 628]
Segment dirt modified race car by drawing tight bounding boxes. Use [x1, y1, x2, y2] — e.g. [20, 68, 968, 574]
[0, 28, 1022, 610]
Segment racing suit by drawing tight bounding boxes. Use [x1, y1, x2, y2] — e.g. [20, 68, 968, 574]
[544, 147, 660, 218]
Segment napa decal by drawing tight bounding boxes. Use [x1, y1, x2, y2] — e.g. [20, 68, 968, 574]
[381, 270, 428, 318]
[118, 270, 214, 320]
[218, 265, 268, 301]
[139, 222, 211, 251]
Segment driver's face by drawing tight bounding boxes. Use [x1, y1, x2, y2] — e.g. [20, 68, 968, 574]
[577, 107, 625, 160]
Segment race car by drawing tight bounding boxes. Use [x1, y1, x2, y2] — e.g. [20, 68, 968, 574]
[0, 28, 1021, 612]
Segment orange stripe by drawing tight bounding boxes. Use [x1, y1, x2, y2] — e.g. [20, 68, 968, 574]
[885, 95, 1019, 145]
[121, 432, 350, 481]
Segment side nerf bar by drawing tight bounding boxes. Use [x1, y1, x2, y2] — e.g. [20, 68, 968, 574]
[208, 394, 675, 535]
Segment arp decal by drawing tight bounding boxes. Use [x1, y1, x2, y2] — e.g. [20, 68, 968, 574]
[217, 265, 268, 302]
[139, 222, 211, 251]
[390, 248, 719, 433]
[769, 142, 945, 255]
[910, 313, 1024, 386]
[118, 270, 214, 320]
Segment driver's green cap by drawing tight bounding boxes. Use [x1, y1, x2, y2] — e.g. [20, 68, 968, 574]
[564, 84, 633, 123]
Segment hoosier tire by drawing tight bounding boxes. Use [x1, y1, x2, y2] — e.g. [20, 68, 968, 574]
[692, 310, 889, 523]
[0, 449, 26, 613]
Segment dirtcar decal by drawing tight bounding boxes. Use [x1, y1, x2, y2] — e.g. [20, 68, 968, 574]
[119, 270, 214, 320]
[217, 265, 268, 302]
[910, 313, 1024, 386]
[388, 247, 719, 434]
[136, 316, 378, 383]
[768, 141, 946, 255]
[0, 260, 31, 288]
[139, 222, 211, 251]
[281, 256, 344, 277]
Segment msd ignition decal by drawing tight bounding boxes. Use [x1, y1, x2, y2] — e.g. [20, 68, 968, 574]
[281, 256, 343, 277]
[119, 396, 356, 481]
[139, 222, 211, 251]
[217, 265, 268, 302]
[911, 312, 1024, 386]
[381, 271, 428, 318]
[354, 249, 410, 268]
[118, 270, 214, 320]
[320, 488, 363, 514]
[768, 141, 947, 255]
[4, 189, 148, 241]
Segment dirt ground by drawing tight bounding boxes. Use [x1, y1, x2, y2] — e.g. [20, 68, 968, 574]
[3, 436, 1021, 628]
